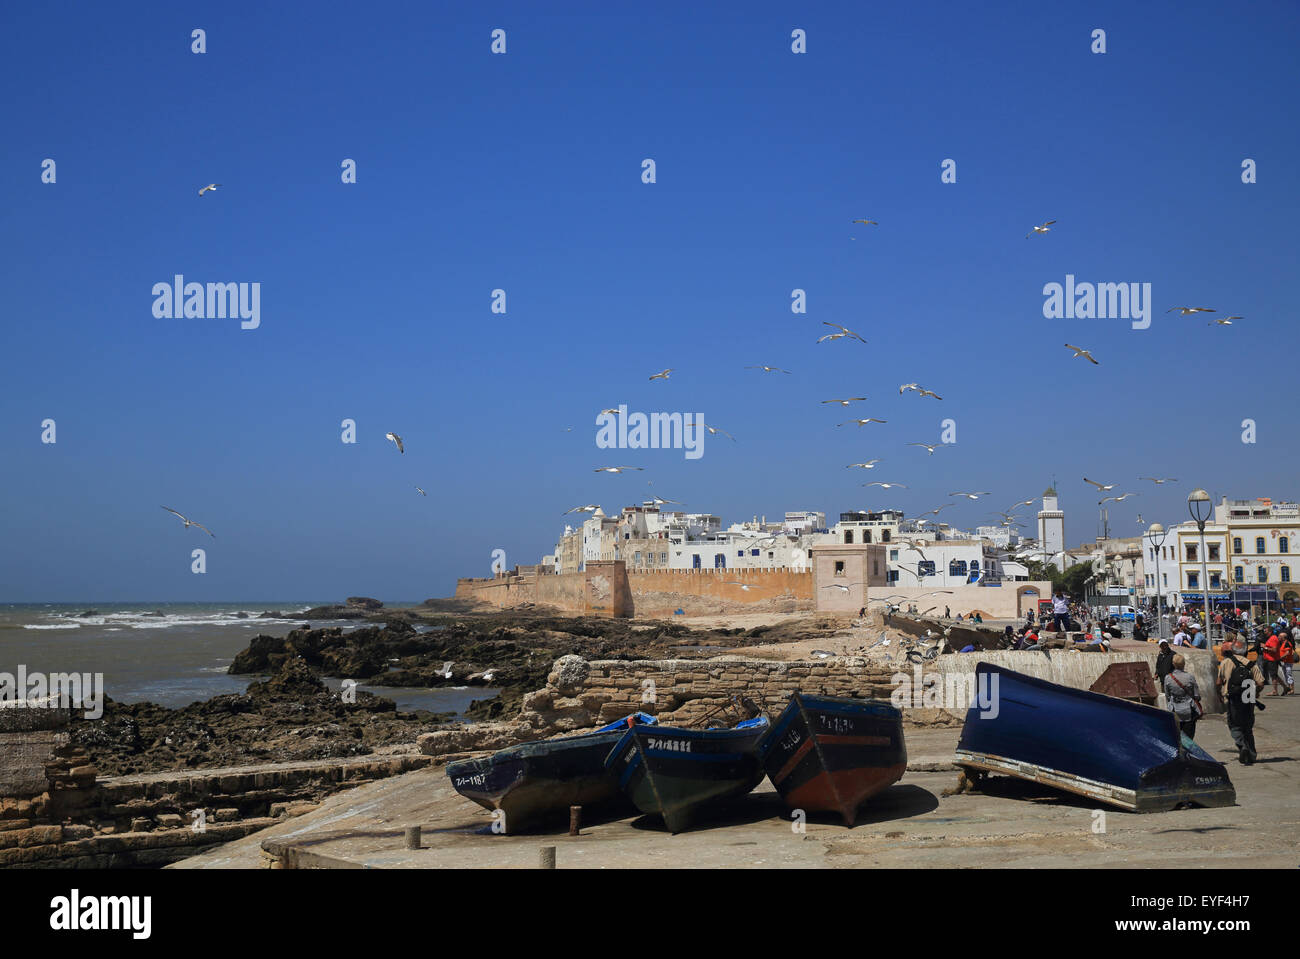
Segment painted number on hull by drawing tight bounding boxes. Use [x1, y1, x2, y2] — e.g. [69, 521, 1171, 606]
[648, 738, 691, 752]
[818, 715, 854, 734]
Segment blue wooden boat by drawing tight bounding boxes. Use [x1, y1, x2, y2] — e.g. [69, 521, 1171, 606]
[758, 693, 906, 826]
[954, 663, 1235, 812]
[446, 712, 656, 833]
[604, 716, 770, 833]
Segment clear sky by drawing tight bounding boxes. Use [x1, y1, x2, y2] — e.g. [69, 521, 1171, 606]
[3, 1, 1297, 601]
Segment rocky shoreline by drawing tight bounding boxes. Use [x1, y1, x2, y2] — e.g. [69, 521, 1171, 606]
[64, 599, 850, 776]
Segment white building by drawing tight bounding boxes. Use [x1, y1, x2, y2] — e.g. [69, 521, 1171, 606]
[1037, 487, 1066, 571]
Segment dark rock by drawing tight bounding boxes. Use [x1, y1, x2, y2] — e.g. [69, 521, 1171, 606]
[234, 611, 249, 619]
[346, 596, 384, 611]
[258, 610, 283, 618]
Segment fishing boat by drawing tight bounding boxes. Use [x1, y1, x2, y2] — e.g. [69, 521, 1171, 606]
[604, 716, 770, 833]
[954, 663, 1235, 812]
[759, 693, 906, 826]
[446, 712, 656, 832]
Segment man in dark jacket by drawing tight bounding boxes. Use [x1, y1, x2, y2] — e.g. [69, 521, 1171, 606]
[1155, 638, 1175, 684]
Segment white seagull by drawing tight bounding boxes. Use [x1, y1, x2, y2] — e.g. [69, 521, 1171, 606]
[745, 365, 792, 374]
[564, 504, 601, 514]
[846, 460, 881, 469]
[594, 466, 644, 473]
[1083, 478, 1117, 491]
[161, 506, 215, 537]
[820, 322, 867, 343]
[648, 495, 682, 505]
[1065, 343, 1099, 365]
[839, 418, 887, 427]
[198, 183, 222, 196]
[385, 432, 404, 453]
[649, 369, 674, 380]
[723, 581, 769, 592]
[907, 442, 943, 454]
[851, 218, 878, 225]
[822, 397, 867, 406]
[864, 481, 908, 489]
[899, 384, 942, 400]
[416, 487, 426, 496]
[947, 491, 990, 500]
[1140, 477, 1179, 485]
[1099, 492, 1139, 505]
[701, 424, 736, 441]
[821, 582, 866, 592]
[1026, 219, 1057, 238]
[1166, 306, 1215, 315]
[1210, 316, 1241, 326]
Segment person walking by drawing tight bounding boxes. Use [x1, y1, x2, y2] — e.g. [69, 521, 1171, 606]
[1261, 630, 1283, 696]
[1279, 629, 1296, 695]
[1218, 635, 1265, 765]
[1189, 624, 1209, 649]
[1163, 653, 1202, 740]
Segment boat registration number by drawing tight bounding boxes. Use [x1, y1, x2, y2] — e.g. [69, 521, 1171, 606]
[454, 773, 487, 787]
[647, 738, 691, 752]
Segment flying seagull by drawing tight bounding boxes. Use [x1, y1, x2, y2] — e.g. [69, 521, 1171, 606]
[899, 383, 942, 400]
[1026, 219, 1057, 238]
[1083, 477, 1116, 491]
[648, 495, 682, 505]
[839, 418, 887, 427]
[947, 491, 990, 500]
[822, 397, 867, 406]
[1140, 477, 1178, 485]
[415, 487, 426, 496]
[385, 432, 404, 454]
[864, 481, 908, 489]
[907, 442, 943, 454]
[1065, 343, 1099, 364]
[599, 408, 621, 415]
[593, 466, 644, 473]
[745, 365, 792, 374]
[1166, 307, 1215, 315]
[723, 581, 770, 591]
[1009, 498, 1036, 510]
[701, 424, 736, 441]
[161, 506, 215, 537]
[821, 582, 866, 592]
[649, 369, 674, 380]
[821, 322, 867, 343]
[1099, 492, 1139, 505]
[1209, 317, 1241, 326]
[564, 504, 601, 514]
[846, 460, 881, 469]
[851, 218, 878, 225]
[198, 183, 222, 196]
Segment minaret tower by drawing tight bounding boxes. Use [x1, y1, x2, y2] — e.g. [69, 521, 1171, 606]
[1037, 486, 1066, 571]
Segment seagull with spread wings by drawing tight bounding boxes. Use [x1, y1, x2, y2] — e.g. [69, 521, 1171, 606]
[161, 506, 215, 537]
[822, 397, 867, 406]
[839, 418, 887, 427]
[947, 491, 990, 500]
[1083, 478, 1116, 491]
[385, 431, 404, 453]
[1166, 306, 1215, 315]
[1140, 477, 1178, 485]
[1065, 343, 1099, 364]
[1026, 219, 1056, 238]
[564, 504, 601, 514]
[1099, 492, 1139, 505]
[864, 481, 908, 489]
[907, 442, 943, 454]
[745, 365, 792, 374]
[594, 466, 644, 473]
[851, 218, 878, 225]
[821, 322, 866, 343]
[846, 460, 881, 469]
[899, 383, 942, 400]
[198, 183, 222, 196]
[648, 369, 674, 381]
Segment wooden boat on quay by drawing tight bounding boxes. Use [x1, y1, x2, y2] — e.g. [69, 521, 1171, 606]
[446, 712, 657, 833]
[954, 663, 1235, 813]
[758, 693, 906, 826]
[604, 716, 770, 833]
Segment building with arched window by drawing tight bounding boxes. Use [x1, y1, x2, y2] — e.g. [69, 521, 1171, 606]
[1173, 496, 1300, 611]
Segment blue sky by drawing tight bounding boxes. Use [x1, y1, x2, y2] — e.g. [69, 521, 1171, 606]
[3, 1, 1297, 601]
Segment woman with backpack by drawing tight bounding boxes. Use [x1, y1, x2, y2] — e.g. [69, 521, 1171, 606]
[1163, 653, 1201, 740]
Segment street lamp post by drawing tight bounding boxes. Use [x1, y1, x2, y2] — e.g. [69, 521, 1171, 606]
[1147, 522, 1168, 640]
[1189, 490, 1214, 641]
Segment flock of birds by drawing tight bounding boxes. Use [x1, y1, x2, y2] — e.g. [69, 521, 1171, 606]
[162, 197, 1229, 549]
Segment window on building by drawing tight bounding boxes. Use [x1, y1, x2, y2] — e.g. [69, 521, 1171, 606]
[737, 550, 743, 558]
[918, 561, 936, 577]
[949, 560, 967, 577]
[834, 561, 845, 577]
[844, 530, 854, 544]
[1234, 566, 1244, 583]
[1208, 544, 1220, 561]
[634, 551, 642, 565]
[889, 549, 899, 561]
[1186, 544, 1197, 562]
[1258, 566, 1268, 583]
[1210, 572, 1222, 589]
[864, 531, 872, 543]
[750, 549, 760, 557]
[1233, 537, 1242, 553]
[887, 570, 899, 584]
[714, 554, 726, 569]
[660, 552, 667, 565]
[1281, 537, 1290, 554]
[1257, 537, 1266, 554]
[1162, 573, 1167, 587]
[1282, 566, 1291, 583]
[1188, 572, 1199, 589]
[881, 530, 891, 543]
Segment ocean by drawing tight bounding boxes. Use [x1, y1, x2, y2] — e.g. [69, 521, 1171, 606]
[0, 602, 496, 715]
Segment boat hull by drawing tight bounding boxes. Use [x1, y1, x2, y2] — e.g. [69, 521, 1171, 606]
[955, 663, 1235, 813]
[759, 693, 906, 826]
[447, 715, 654, 832]
[605, 719, 769, 833]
